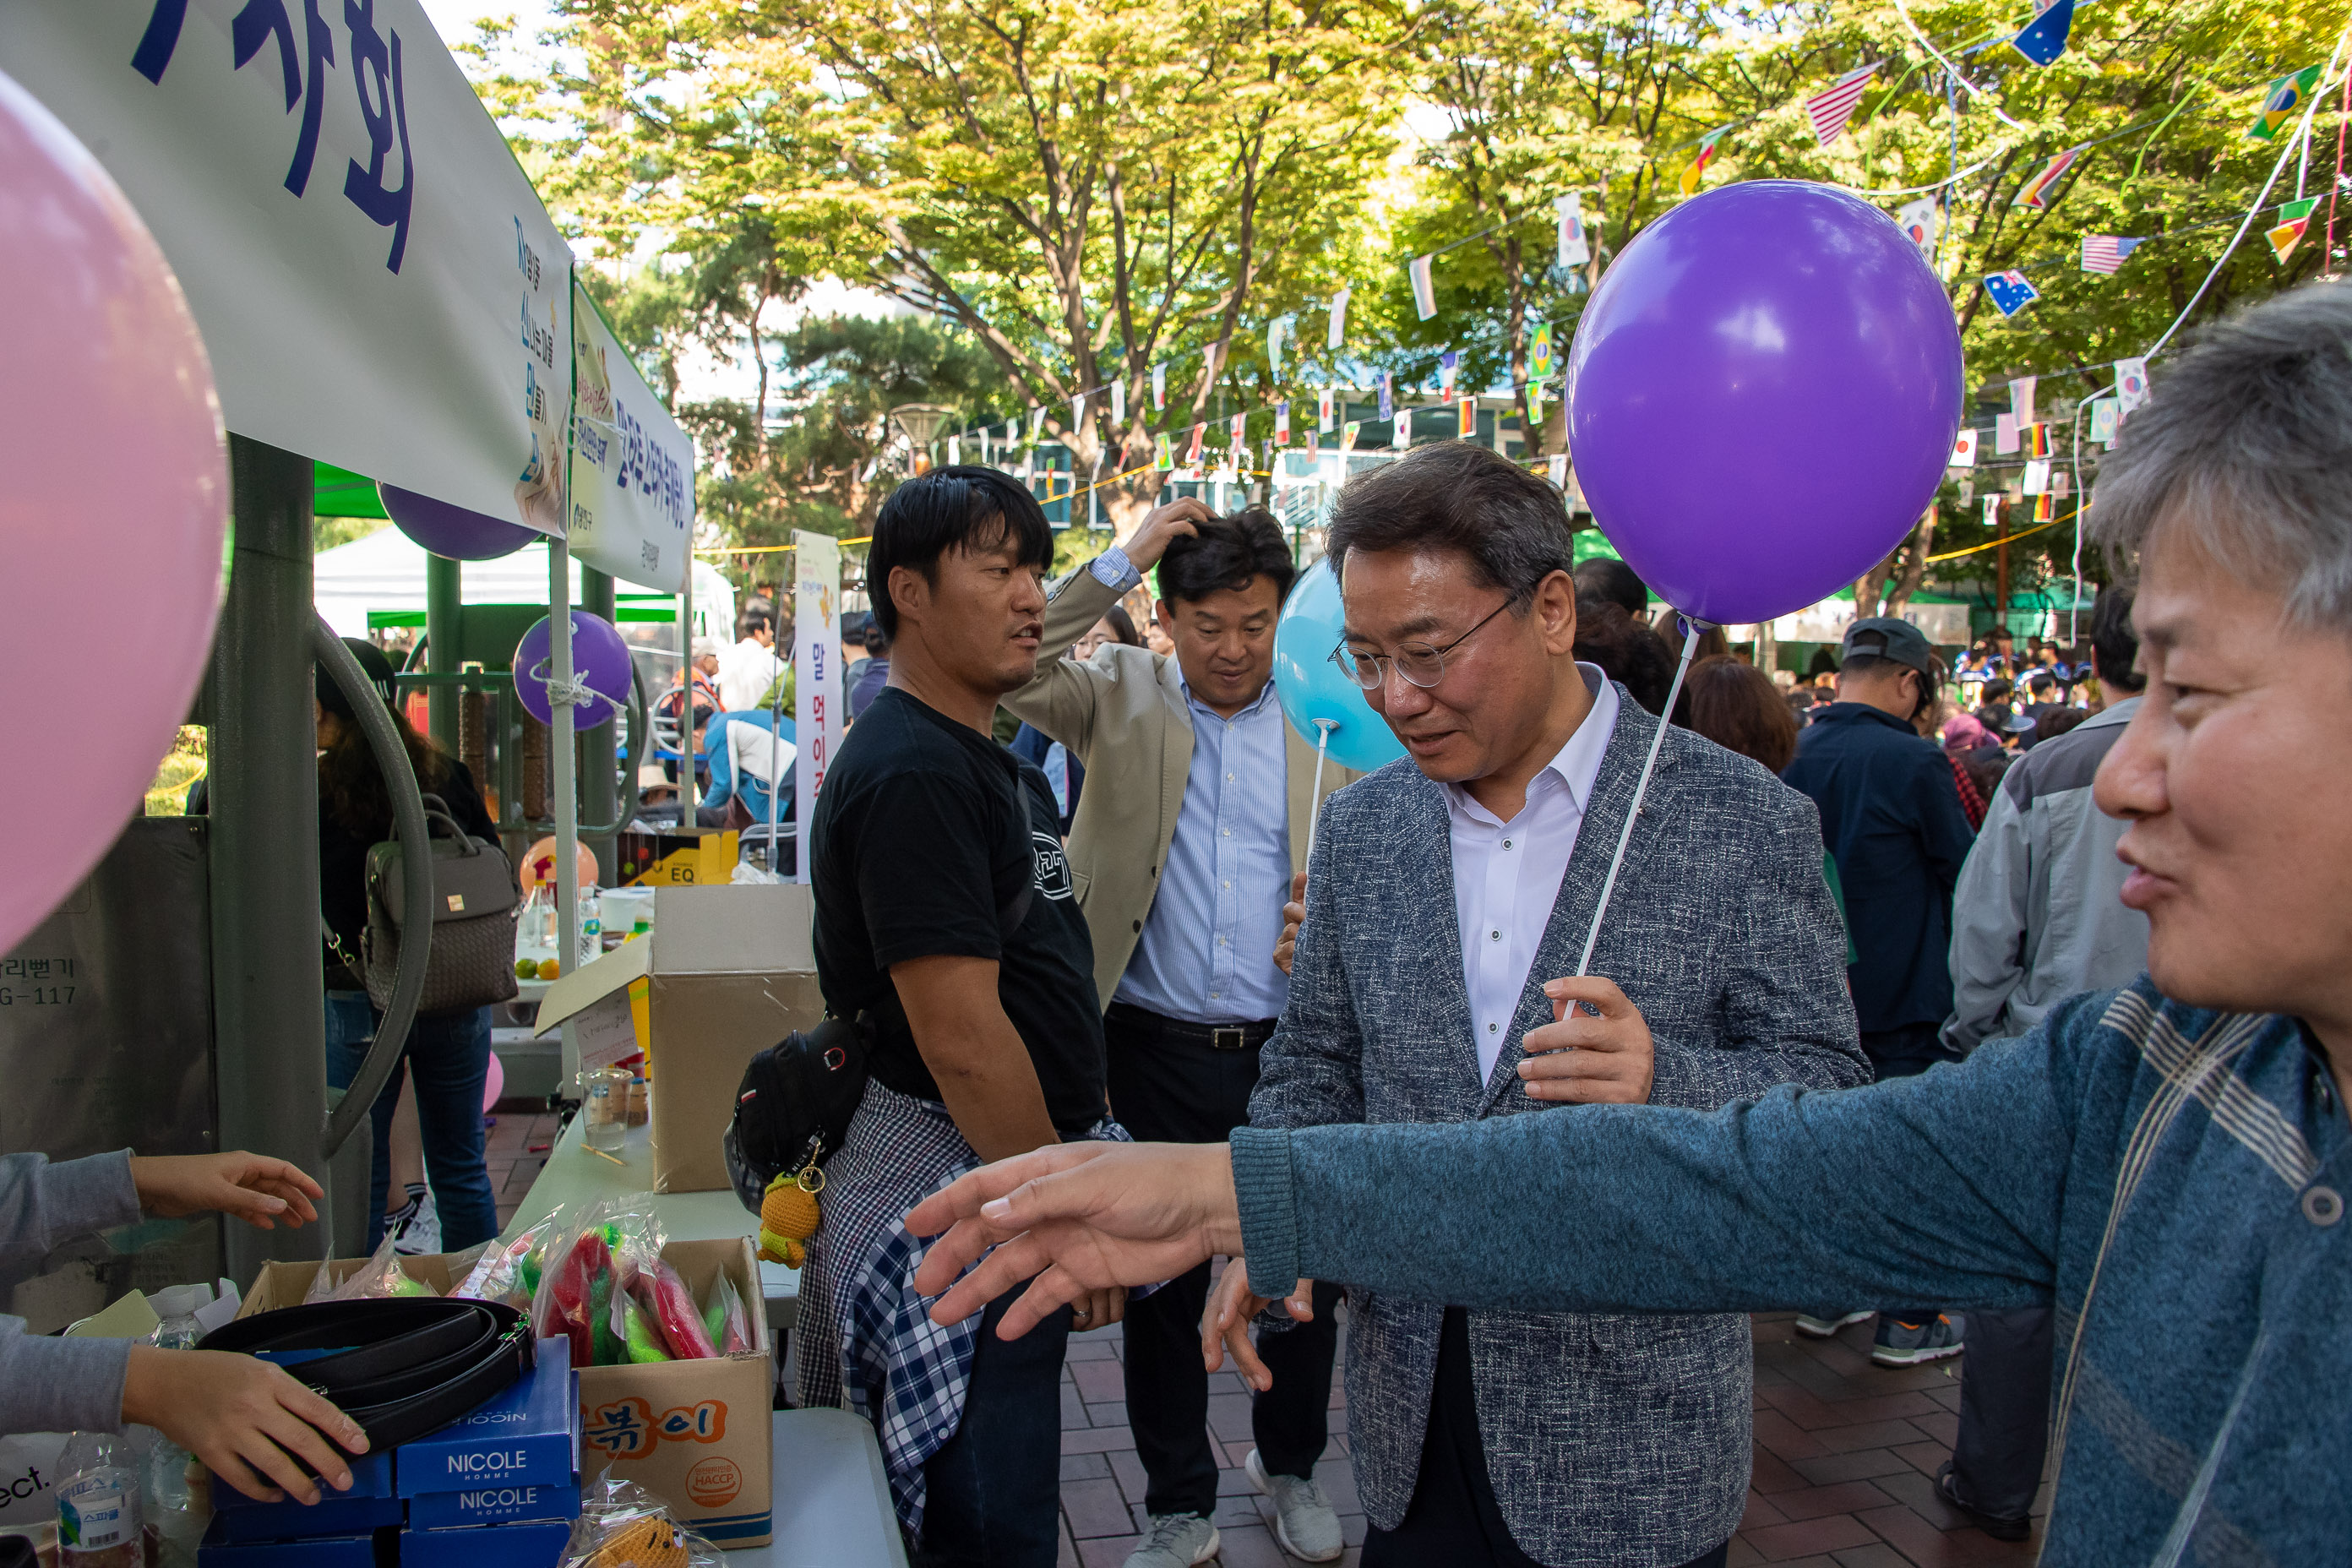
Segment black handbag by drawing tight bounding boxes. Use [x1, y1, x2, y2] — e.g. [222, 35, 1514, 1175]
[722, 1015, 874, 1211]
[361, 793, 520, 1016]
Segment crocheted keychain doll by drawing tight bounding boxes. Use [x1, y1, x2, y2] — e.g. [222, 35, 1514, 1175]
[757, 1165, 824, 1268]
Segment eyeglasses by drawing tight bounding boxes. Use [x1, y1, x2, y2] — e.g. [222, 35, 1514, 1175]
[1330, 599, 1512, 691]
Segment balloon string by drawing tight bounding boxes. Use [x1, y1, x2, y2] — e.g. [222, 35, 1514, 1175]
[1308, 720, 1336, 851]
[1575, 620, 1704, 977]
[531, 657, 614, 719]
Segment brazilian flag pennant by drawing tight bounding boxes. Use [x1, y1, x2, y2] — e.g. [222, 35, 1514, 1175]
[2249, 67, 2320, 141]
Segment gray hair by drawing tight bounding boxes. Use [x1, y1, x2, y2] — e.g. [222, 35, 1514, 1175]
[1326, 442, 1575, 609]
[2090, 280, 2352, 628]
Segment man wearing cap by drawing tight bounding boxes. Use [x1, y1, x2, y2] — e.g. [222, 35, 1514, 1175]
[1780, 618, 1977, 1367]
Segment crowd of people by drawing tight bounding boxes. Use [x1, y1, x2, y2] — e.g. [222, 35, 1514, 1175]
[789, 280, 2351, 1568]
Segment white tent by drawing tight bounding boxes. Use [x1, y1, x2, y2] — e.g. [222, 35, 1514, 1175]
[314, 527, 737, 645]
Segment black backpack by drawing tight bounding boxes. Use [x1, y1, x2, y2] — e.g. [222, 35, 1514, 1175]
[723, 760, 1042, 1214]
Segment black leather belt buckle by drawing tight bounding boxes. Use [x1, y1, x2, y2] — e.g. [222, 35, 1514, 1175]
[1210, 1026, 1248, 1051]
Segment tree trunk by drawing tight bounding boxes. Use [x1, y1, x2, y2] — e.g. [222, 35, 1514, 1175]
[1885, 506, 1939, 613]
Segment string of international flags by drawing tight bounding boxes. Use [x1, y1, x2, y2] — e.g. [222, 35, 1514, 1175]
[918, 15, 2339, 490]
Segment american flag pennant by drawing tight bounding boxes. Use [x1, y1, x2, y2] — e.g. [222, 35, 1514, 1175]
[1152, 364, 1166, 411]
[1327, 288, 1352, 351]
[1439, 351, 1458, 398]
[1185, 423, 1205, 466]
[1318, 386, 1336, 432]
[1456, 397, 1476, 438]
[2012, 147, 2080, 209]
[1392, 408, 1413, 449]
[1275, 401, 1291, 444]
[1408, 254, 1438, 321]
[1805, 63, 1880, 147]
[1340, 421, 1359, 455]
[1377, 371, 1393, 422]
[1982, 270, 2040, 317]
[2080, 235, 2146, 275]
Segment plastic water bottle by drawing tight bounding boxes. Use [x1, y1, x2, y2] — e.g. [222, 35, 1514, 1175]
[144, 1290, 207, 1565]
[54, 1432, 141, 1568]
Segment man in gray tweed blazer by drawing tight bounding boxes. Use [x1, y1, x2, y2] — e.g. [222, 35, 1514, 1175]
[1218, 444, 1869, 1568]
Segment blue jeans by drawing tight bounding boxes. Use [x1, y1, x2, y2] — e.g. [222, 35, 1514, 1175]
[914, 1289, 1072, 1567]
[324, 994, 499, 1254]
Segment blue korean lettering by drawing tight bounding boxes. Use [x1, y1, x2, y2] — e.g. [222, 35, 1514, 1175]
[341, 0, 414, 272]
[513, 217, 543, 291]
[132, 0, 189, 83]
[233, 0, 338, 198]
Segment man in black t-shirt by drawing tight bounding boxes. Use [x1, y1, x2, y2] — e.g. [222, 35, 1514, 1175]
[799, 466, 1119, 1567]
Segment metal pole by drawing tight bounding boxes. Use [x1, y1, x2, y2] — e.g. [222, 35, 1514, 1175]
[424, 553, 460, 753]
[580, 566, 618, 885]
[550, 540, 580, 983]
[209, 436, 329, 1279]
[679, 558, 697, 825]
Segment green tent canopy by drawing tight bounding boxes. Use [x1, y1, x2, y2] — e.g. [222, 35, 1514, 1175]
[315, 461, 389, 520]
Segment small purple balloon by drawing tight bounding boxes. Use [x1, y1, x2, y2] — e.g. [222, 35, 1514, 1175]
[382, 482, 540, 561]
[1565, 182, 1963, 627]
[514, 611, 634, 731]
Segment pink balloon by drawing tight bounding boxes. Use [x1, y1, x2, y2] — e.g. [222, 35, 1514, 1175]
[519, 836, 601, 896]
[0, 73, 226, 956]
[482, 1050, 506, 1113]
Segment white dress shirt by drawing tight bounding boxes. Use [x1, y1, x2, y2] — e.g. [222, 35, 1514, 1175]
[1446, 664, 1621, 1085]
[717, 635, 785, 712]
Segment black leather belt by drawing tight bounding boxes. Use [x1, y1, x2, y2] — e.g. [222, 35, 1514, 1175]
[1107, 1003, 1280, 1052]
[198, 1298, 533, 1451]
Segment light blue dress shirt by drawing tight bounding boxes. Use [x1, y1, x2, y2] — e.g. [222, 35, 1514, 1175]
[1113, 667, 1293, 1025]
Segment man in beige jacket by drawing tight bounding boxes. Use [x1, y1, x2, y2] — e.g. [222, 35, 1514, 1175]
[1004, 500, 1356, 1568]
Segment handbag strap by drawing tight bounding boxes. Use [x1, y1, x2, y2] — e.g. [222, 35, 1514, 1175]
[416, 792, 482, 857]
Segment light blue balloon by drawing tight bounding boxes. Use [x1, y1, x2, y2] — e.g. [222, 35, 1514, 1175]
[1272, 558, 1409, 774]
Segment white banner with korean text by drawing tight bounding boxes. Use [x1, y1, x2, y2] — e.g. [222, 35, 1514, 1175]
[0, 2, 569, 532]
[567, 280, 694, 591]
[792, 531, 843, 884]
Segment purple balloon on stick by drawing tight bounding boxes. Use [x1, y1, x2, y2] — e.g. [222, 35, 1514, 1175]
[382, 482, 539, 561]
[514, 611, 634, 731]
[1565, 181, 1963, 628]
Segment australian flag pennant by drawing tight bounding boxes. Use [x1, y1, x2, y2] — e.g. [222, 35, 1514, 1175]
[2012, 0, 2075, 66]
[1983, 270, 2040, 317]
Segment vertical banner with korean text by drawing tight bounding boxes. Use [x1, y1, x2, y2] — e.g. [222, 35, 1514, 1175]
[569, 281, 694, 591]
[792, 531, 843, 883]
[0, 3, 571, 531]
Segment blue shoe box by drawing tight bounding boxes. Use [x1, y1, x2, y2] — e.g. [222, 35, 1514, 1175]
[210, 1446, 400, 1542]
[395, 1337, 574, 1498]
[197, 1514, 379, 1566]
[398, 1517, 571, 1567]
[406, 1475, 580, 1530]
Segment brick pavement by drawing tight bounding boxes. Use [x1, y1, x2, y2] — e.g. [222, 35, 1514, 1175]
[1058, 1295, 2048, 1568]
[486, 1098, 565, 1231]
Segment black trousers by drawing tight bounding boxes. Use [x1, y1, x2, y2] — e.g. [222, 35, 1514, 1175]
[1364, 1309, 1730, 1568]
[1105, 1007, 1341, 1519]
[1947, 1306, 2053, 1522]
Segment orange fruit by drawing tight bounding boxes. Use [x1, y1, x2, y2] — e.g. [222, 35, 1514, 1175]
[536, 957, 561, 981]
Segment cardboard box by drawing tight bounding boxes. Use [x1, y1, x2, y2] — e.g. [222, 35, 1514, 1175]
[211, 1444, 398, 1542]
[406, 1476, 580, 1531]
[535, 884, 822, 1193]
[395, 1338, 574, 1496]
[198, 1516, 377, 1567]
[399, 1518, 570, 1566]
[574, 1238, 773, 1546]
[238, 1243, 774, 1548]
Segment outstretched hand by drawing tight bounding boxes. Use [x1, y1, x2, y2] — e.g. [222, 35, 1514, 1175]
[122, 1345, 368, 1504]
[129, 1152, 322, 1230]
[906, 1142, 1244, 1340]
[1200, 1260, 1316, 1392]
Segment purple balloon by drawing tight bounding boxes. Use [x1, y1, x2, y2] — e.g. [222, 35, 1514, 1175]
[514, 611, 634, 731]
[382, 482, 539, 561]
[1565, 182, 1963, 627]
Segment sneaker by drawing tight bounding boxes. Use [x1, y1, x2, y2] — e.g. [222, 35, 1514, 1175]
[1935, 1462, 2030, 1542]
[1122, 1513, 1218, 1568]
[1871, 1313, 1965, 1367]
[1246, 1448, 1344, 1563]
[391, 1184, 441, 1256]
[1793, 1310, 1873, 1339]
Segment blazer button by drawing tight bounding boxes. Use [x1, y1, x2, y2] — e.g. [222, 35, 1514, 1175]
[1133, 920, 1143, 933]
